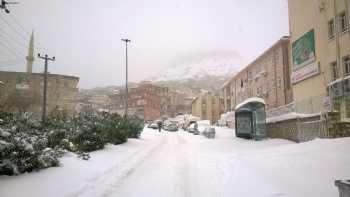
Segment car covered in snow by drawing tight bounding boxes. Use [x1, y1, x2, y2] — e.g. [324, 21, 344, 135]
[165, 123, 178, 132]
[188, 122, 199, 135]
[147, 123, 159, 129]
[202, 127, 216, 138]
[197, 120, 210, 132]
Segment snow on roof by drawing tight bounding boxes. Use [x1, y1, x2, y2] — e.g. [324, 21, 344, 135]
[234, 97, 265, 110]
[266, 112, 321, 123]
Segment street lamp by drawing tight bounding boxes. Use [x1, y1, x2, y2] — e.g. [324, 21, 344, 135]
[121, 38, 131, 117]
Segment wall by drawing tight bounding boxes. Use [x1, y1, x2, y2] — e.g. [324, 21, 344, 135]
[266, 111, 350, 142]
[0, 71, 79, 117]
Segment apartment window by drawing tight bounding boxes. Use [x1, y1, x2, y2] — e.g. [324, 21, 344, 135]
[330, 61, 338, 81]
[343, 56, 350, 76]
[328, 19, 335, 39]
[339, 11, 348, 32]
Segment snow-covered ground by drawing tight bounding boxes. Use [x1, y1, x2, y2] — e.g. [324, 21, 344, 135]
[1, 127, 350, 197]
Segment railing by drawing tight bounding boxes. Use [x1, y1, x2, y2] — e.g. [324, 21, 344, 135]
[266, 94, 328, 118]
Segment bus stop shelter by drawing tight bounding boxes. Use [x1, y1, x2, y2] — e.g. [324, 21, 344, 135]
[235, 97, 266, 140]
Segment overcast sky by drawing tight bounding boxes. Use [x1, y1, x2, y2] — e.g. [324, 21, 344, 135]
[0, 0, 289, 89]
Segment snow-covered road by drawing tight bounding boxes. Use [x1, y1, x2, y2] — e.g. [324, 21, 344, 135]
[1, 127, 350, 197]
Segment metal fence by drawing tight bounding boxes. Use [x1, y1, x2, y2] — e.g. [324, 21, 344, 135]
[297, 119, 328, 142]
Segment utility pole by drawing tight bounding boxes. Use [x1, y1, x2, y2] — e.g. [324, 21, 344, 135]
[121, 38, 131, 117]
[38, 53, 55, 124]
[0, 0, 19, 14]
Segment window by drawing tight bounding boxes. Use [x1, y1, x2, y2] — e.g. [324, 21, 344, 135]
[328, 19, 335, 39]
[346, 97, 350, 118]
[343, 56, 350, 76]
[339, 12, 348, 32]
[330, 61, 338, 81]
[344, 79, 350, 95]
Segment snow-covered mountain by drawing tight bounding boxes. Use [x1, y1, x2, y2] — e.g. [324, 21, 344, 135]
[150, 53, 242, 82]
[147, 52, 243, 94]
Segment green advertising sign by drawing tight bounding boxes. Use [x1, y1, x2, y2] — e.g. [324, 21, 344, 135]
[292, 29, 316, 70]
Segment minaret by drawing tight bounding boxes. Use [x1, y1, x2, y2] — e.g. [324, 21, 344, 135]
[26, 31, 34, 73]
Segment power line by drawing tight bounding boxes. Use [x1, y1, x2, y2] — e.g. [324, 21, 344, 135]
[0, 26, 28, 50]
[0, 38, 24, 58]
[7, 13, 49, 53]
[0, 14, 28, 43]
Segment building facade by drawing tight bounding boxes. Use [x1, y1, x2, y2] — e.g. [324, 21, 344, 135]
[191, 92, 224, 124]
[109, 81, 161, 121]
[222, 37, 293, 112]
[0, 71, 79, 117]
[88, 95, 112, 112]
[288, 0, 350, 121]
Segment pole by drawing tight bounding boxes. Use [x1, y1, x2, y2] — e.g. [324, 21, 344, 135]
[121, 38, 131, 117]
[38, 53, 55, 123]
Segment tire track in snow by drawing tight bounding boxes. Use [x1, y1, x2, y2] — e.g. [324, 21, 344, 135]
[65, 134, 167, 197]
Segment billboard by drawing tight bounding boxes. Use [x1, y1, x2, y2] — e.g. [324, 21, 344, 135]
[292, 29, 316, 70]
[291, 62, 320, 84]
[291, 29, 319, 84]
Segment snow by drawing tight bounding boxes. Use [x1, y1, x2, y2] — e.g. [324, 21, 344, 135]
[267, 112, 321, 123]
[150, 54, 241, 82]
[1, 127, 350, 197]
[234, 97, 265, 110]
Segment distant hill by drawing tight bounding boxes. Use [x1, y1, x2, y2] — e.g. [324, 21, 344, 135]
[149, 52, 242, 94]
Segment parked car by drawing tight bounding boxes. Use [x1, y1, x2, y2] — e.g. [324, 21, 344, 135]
[148, 123, 159, 129]
[202, 127, 216, 138]
[188, 122, 199, 135]
[166, 123, 178, 132]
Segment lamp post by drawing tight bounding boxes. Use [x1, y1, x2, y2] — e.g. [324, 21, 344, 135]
[121, 38, 131, 117]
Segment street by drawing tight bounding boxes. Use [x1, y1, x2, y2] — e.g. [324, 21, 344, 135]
[1, 127, 350, 197]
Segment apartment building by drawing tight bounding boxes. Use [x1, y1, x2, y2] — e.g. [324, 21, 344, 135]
[222, 37, 293, 112]
[191, 92, 224, 124]
[109, 81, 161, 120]
[288, 0, 350, 121]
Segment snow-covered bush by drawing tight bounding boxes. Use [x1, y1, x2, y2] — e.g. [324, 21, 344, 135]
[123, 115, 143, 138]
[70, 128, 105, 152]
[0, 111, 144, 176]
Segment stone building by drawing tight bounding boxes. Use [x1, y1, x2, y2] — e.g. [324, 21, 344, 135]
[191, 92, 224, 124]
[109, 81, 161, 121]
[288, 0, 350, 121]
[221, 36, 293, 112]
[0, 71, 79, 117]
[0, 32, 79, 117]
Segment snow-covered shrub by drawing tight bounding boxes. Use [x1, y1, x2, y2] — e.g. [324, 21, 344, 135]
[47, 129, 66, 148]
[0, 112, 60, 175]
[97, 113, 127, 145]
[70, 127, 105, 152]
[77, 152, 90, 160]
[123, 115, 143, 138]
[37, 148, 59, 168]
[0, 111, 144, 176]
